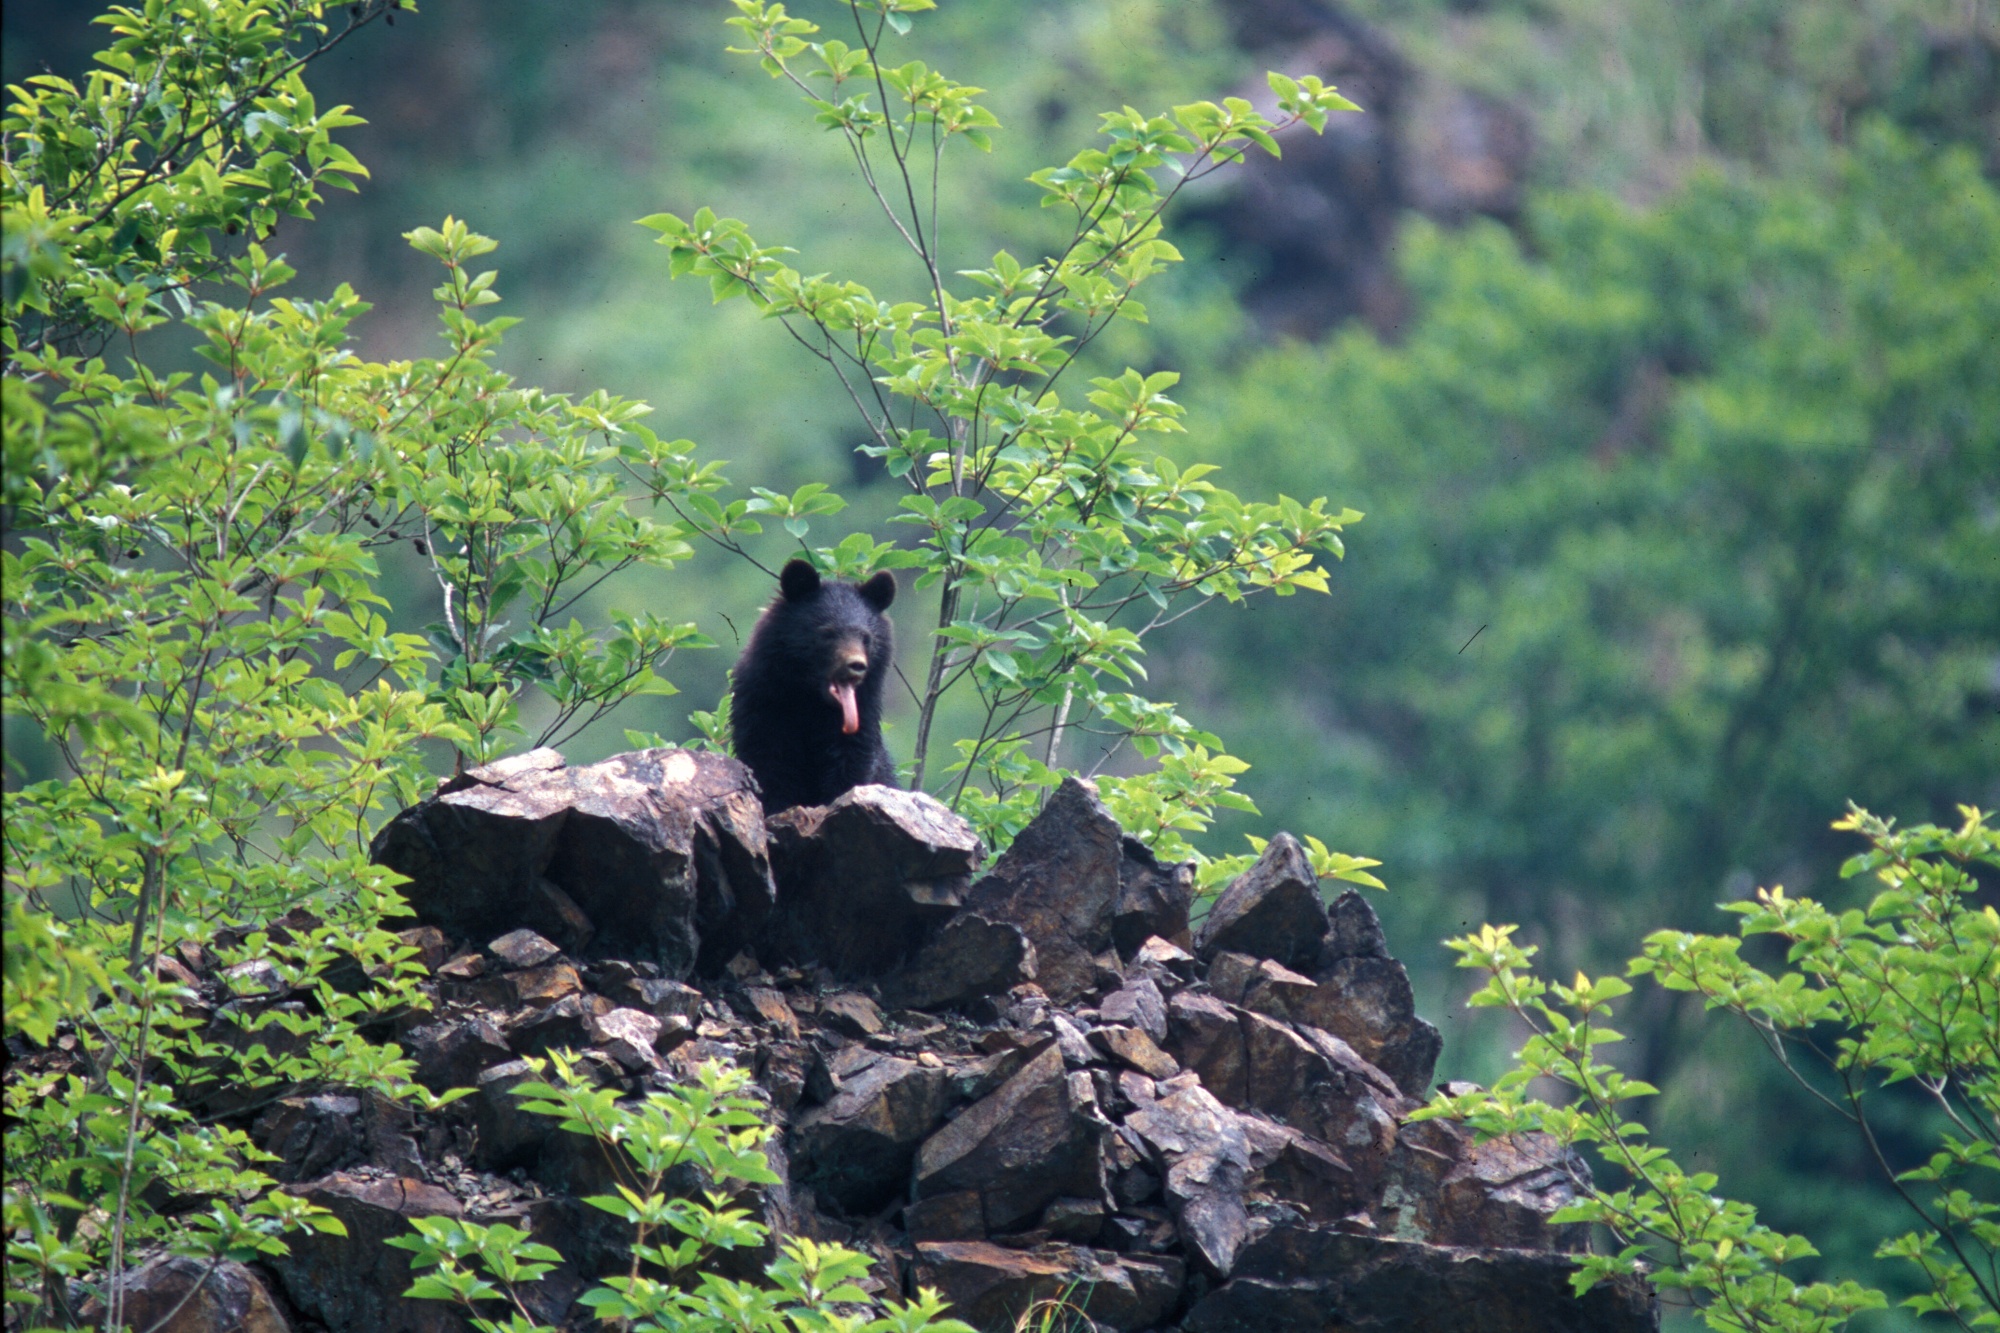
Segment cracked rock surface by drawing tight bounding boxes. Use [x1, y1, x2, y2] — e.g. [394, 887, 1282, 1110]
[63, 748, 1655, 1333]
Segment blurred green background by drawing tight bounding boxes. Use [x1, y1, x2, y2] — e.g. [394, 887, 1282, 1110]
[8, 0, 1997, 1322]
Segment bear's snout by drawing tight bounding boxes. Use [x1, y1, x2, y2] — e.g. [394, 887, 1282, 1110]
[830, 643, 869, 683]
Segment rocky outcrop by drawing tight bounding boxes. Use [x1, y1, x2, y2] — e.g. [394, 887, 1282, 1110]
[370, 747, 773, 977]
[81, 1254, 294, 1333]
[764, 784, 985, 976]
[1185, 0, 1535, 339]
[91, 748, 1653, 1333]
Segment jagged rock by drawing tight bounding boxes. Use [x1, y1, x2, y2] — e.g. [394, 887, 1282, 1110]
[1222, 955, 1317, 1012]
[1042, 1195, 1109, 1243]
[115, 736, 1656, 1333]
[741, 987, 801, 1038]
[1323, 886, 1389, 960]
[912, 1241, 1184, 1332]
[1295, 891, 1444, 1098]
[506, 994, 606, 1058]
[1124, 1073, 1254, 1278]
[356, 1091, 426, 1179]
[792, 1052, 951, 1214]
[607, 973, 704, 1026]
[758, 1040, 813, 1113]
[886, 914, 1038, 1011]
[1113, 836, 1196, 956]
[1128, 935, 1198, 991]
[1166, 993, 1406, 1194]
[817, 991, 885, 1037]
[472, 1060, 551, 1172]
[1041, 1011, 1097, 1068]
[269, 1173, 470, 1333]
[1106, 1206, 1180, 1256]
[1099, 977, 1168, 1042]
[1196, 834, 1329, 972]
[436, 952, 484, 980]
[913, 1045, 1104, 1233]
[255, 1094, 361, 1183]
[371, 747, 773, 978]
[949, 1039, 1051, 1105]
[406, 1015, 513, 1094]
[765, 786, 983, 976]
[588, 1007, 663, 1070]
[905, 1189, 986, 1241]
[487, 929, 560, 969]
[1183, 1225, 1659, 1332]
[1380, 1118, 1591, 1251]
[85, 1253, 293, 1333]
[503, 962, 583, 1006]
[1088, 1025, 1179, 1081]
[960, 778, 1124, 1002]
[396, 926, 452, 972]
[1246, 1121, 1365, 1222]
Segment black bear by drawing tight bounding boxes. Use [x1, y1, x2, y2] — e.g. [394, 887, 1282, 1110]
[731, 559, 898, 813]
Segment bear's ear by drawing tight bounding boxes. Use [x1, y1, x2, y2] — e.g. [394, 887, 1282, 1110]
[860, 570, 897, 612]
[779, 559, 822, 602]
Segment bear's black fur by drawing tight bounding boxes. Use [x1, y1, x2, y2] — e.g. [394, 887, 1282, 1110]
[731, 559, 898, 813]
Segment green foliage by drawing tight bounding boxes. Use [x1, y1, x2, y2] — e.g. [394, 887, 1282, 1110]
[1195, 120, 2000, 958]
[1, 2, 718, 1322]
[1419, 804, 2000, 1330]
[0, 2, 1386, 1326]
[2, 0, 385, 379]
[633, 0, 1368, 867]
[391, 1056, 973, 1333]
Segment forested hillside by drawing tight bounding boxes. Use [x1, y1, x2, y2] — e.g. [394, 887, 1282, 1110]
[5, 0, 1995, 1328]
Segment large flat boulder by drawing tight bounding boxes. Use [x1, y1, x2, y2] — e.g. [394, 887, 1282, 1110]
[764, 785, 983, 976]
[913, 1044, 1104, 1233]
[371, 748, 773, 978]
[792, 1051, 952, 1214]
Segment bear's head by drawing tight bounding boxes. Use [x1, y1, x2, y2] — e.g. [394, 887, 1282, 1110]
[767, 558, 896, 735]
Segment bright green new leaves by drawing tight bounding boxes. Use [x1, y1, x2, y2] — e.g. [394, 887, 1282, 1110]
[2, 0, 392, 366]
[1420, 805, 1999, 1330]
[641, 4, 1365, 863]
[393, 1057, 973, 1333]
[2, 5, 728, 1319]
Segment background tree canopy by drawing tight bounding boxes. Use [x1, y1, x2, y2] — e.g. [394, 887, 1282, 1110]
[5, 0, 1996, 1326]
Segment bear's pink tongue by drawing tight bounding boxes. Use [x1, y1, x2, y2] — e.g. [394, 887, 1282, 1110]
[831, 681, 860, 735]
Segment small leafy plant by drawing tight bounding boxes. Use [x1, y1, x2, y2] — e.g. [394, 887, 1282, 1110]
[1418, 804, 1999, 1331]
[390, 1057, 973, 1333]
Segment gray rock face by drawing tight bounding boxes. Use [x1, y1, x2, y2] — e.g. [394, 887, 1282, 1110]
[371, 748, 773, 978]
[178, 758, 1653, 1333]
[86, 1253, 294, 1333]
[765, 785, 983, 976]
[1185, 1225, 1659, 1332]
[1195, 833, 1329, 972]
[914, 1045, 1104, 1232]
[960, 777, 1126, 1002]
[1114, 836, 1197, 956]
[887, 913, 1038, 1011]
[269, 1172, 479, 1333]
[793, 1051, 951, 1214]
